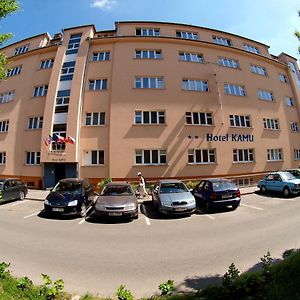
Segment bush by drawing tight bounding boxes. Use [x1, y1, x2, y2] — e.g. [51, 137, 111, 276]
[116, 285, 134, 300]
[184, 181, 198, 190]
[97, 178, 112, 192]
[159, 279, 174, 296]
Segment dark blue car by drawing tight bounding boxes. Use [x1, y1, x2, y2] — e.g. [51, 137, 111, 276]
[192, 178, 241, 212]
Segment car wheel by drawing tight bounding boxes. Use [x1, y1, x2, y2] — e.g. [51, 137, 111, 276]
[19, 191, 25, 200]
[260, 185, 266, 193]
[283, 187, 291, 197]
[80, 203, 87, 218]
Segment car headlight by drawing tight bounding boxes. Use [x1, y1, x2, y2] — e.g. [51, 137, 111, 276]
[67, 200, 78, 206]
[161, 201, 172, 207]
[96, 204, 106, 211]
[44, 199, 50, 205]
[124, 204, 136, 210]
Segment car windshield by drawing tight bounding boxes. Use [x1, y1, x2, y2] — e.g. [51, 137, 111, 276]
[212, 181, 237, 191]
[101, 185, 133, 196]
[281, 173, 296, 181]
[52, 181, 82, 192]
[160, 182, 189, 194]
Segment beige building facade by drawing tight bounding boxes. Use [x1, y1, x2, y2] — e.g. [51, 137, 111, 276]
[0, 21, 300, 188]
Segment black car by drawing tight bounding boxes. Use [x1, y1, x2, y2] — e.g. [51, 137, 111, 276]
[44, 178, 94, 217]
[192, 178, 241, 211]
[0, 178, 28, 204]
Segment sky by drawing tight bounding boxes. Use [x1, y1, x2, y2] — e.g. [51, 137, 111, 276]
[0, 0, 299, 59]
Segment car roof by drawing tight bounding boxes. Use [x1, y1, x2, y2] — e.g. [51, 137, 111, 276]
[158, 179, 183, 184]
[58, 178, 85, 183]
[105, 181, 131, 186]
[0, 178, 21, 181]
[203, 178, 234, 183]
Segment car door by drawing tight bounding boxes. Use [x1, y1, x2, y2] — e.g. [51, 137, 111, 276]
[2, 180, 13, 201]
[10, 180, 20, 200]
[272, 174, 284, 192]
[152, 182, 159, 207]
[193, 180, 206, 200]
[265, 174, 276, 191]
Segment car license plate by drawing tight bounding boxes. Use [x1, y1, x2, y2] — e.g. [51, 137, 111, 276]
[222, 194, 231, 199]
[174, 207, 187, 212]
[52, 208, 64, 212]
[108, 212, 122, 216]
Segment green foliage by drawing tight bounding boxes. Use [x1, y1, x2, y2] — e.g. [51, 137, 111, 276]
[222, 263, 240, 289]
[16, 276, 33, 290]
[0, 0, 20, 19]
[260, 251, 273, 277]
[97, 178, 112, 191]
[0, 262, 10, 279]
[39, 274, 65, 299]
[158, 279, 174, 296]
[184, 181, 198, 190]
[116, 285, 134, 300]
[296, 11, 300, 54]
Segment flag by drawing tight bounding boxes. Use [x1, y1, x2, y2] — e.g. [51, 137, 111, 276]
[44, 136, 51, 147]
[65, 136, 75, 144]
[53, 133, 65, 143]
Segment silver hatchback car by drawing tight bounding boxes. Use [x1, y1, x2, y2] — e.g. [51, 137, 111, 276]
[152, 179, 196, 216]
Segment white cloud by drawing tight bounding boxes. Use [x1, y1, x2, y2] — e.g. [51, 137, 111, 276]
[91, 0, 117, 10]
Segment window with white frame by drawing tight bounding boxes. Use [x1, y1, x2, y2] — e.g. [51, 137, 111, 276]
[0, 91, 15, 104]
[26, 151, 40, 165]
[294, 149, 300, 160]
[263, 118, 279, 130]
[7, 66, 22, 77]
[135, 77, 164, 89]
[15, 44, 29, 55]
[136, 28, 160, 36]
[188, 149, 216, 164]
[185, 112, 213, 125]
[28, 117, 43, 129]
[285, 96, 294, 107]
[258, 89, 273, 101]
[182, 79, 209, 92]
[218, 57, 239, 69]
[179, 52, 203, 63]
[40, 59, 54, 69]
[56, 90, 70, 106]
[224, 84, 246, 96]
[213, 36, 232, 46]
[250, 65, 267, 76]
[33, 85, 48, 97]
[135, 50, 161, 59]
[233, 149, 254, 163]
[267, 149, 282, 161]
[229, 115, 251, 127]
[0, 152, 6, 164]
[66, 33, 82, 55]
[84, 150, 104, 165]
[135, 111, 165, 124]
[92, 51, 110, 61]
[85, 112, 105, 126]
[0, 120, 9, 132]
[135, 149, 166, 165]
[88, 79, 108, 91]
[176, 31, 199, 40]
[60, 61, 75, 81]
[291, 122, 299, 132]
[244, 44, 260, 54]
[279, 74, 288, 83]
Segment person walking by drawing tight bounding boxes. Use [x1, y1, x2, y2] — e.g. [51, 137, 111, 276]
[137, 172, 149, 198]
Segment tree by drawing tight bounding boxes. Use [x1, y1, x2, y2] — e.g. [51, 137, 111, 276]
[0, 0, 20, 80]
[295, 11, 300, 54]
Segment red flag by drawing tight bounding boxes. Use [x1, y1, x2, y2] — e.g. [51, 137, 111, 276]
[66, 136, 75, 144]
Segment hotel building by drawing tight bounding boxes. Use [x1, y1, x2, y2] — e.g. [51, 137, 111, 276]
[0, 21, 300, 188]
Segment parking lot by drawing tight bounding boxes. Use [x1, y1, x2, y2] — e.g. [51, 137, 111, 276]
[1, 190, 300, 297]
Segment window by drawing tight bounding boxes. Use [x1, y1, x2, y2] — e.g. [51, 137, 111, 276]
[267, 149, 282, 161]
[92, 51, 110, 61]
[244, 44, 260, 54]
[258, 89, 273, 101]
[26, 151, 40, 165]
[28, 117, 43, 129]
[182, 79, 209, 92]
[7, 66, 22, 77]
[233, 149, 254, 163]
[0, 120, 9, 132]
[0, 152, 6, 164]
[60, 61, 75, 81]
[218, 57, 239, 69]
[176, 31, 199, 40]
[85, 112, 105, 126]
[135, 50, 161, 59]
[84, 150, 104, 165]
[188, 149, 216, 164]
[0, 91, 15, 104]
[15, 44, 29, 55]
[185, 112, 213, 125]
[179, 52, 203, 63]
[136, 28, 160, 36]
[294, 149, 300, 160]
[263, 118, 279, 130]
[135, 111, 165, 124]
[285, 96, 294, 107]
[229, 115, 251, 127]
[224, 84, 246, 96]
[66, 33, 82, 55]
[40, 59, 54, 69]
[33, 85, 48, 97]
[88, 79, 108, 91]
[50, 132, 66, 151]
[135, 77, 164, 89]
[251, 65, 267, 76]
[291, 122, 299, 132]
[213, 36, 232, 46]
[279, 74, 288, 83]
[135, 149, 166, 165]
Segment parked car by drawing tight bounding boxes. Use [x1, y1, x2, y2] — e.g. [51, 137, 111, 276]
[152, 179, 196, 216]
[192, 178, 241, 211]
[94, 182, 138, 219]
[44, 178, 94, 217]
[257, 171, 300, 197]
[284, 168, 300, 179]
[0, 178, 28, 204]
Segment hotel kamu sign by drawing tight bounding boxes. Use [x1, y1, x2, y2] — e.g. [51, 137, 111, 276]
[206, 133, 254, 142]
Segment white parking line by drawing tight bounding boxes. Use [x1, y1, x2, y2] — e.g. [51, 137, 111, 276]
[24, 211, 40, 219]
[9, 200, 29, 207]
[78, 206, 94, 225]
[144, 215, 151, 225]
[268, 198, 297, 202]
[78, 219, 85, 225]
[241, 203, 263, 211]
[197, 209, 215, 219]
